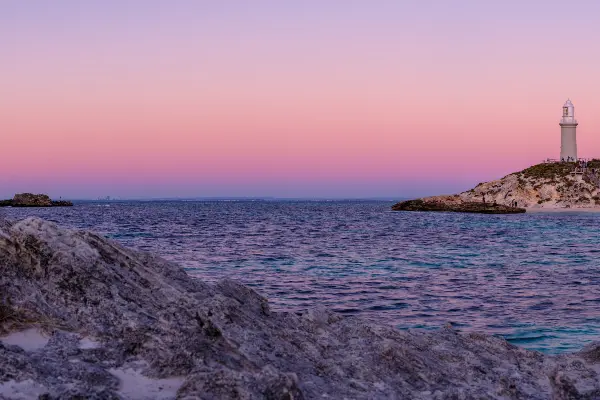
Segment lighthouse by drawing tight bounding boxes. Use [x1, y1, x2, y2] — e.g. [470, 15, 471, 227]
[560, 99, 578, 161]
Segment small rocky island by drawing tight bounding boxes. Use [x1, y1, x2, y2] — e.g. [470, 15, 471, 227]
[0, 193, 73, 207]
[2, 217, 600, 398]
[393, 160, 600, 213]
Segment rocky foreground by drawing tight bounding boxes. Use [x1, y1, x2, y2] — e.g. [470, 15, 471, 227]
[0, 193, 73, 207]
[2, 218, 600, 399]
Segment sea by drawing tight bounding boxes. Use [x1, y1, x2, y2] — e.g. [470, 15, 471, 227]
[3, 200, 600, 354]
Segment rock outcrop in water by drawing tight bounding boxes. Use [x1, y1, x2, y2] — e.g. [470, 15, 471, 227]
[0, 193, 73, 207]
[392, 196, 526, 214]
[2, 217, 600, 399]
[394, 160, 600, 212]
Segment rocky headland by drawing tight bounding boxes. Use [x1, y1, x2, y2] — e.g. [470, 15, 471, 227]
[393, 160, 600, 213]
[2, 217, 600, 399]
[0, 193, 73, 207]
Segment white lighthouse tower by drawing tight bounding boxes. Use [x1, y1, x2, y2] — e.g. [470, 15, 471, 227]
[560, 99, 578, 161]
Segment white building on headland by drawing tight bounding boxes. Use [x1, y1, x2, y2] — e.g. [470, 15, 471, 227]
[560, 99, 578, 161]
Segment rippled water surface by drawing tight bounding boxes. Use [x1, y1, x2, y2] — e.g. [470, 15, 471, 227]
[4, 200, 600, 354]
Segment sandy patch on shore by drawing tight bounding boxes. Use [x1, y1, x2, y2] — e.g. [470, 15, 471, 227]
[0, 379, 47, 399]
[0, 328, 49, 351]
[109, 368, 184, 400]
[78, 337, 101, 349]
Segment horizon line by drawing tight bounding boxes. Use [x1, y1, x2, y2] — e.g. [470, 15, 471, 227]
[67, 196, 408, 202]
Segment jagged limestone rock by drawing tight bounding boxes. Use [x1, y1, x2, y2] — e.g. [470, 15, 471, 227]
[1, 217, 600, 399]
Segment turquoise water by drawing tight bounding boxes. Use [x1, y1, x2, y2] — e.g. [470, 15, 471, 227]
[3, 200, 600, 354]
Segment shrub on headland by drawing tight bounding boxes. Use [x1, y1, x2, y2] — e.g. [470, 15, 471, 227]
[520, 162, 575, 180]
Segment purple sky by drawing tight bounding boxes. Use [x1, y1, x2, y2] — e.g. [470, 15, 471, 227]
[3, 1, 600, 198]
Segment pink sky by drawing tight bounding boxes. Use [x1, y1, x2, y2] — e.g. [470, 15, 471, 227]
[3, 1, 600, 198]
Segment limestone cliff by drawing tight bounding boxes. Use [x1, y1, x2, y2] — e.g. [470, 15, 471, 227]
[393, 161, 600, 212]
[457, 161, 600, 209]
